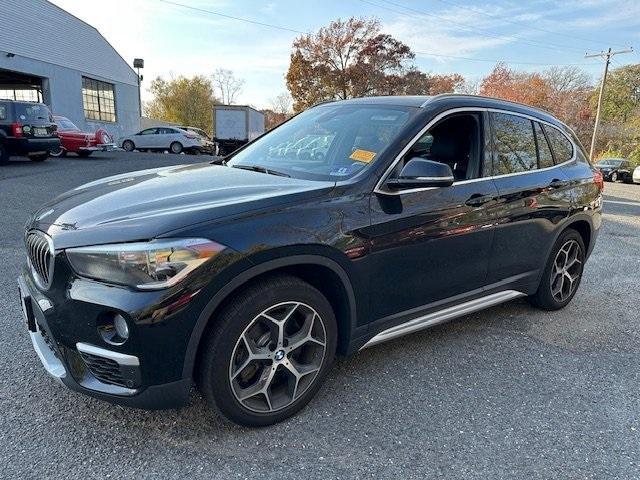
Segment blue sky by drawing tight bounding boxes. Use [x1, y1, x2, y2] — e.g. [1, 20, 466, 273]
[51, 0, 639, 108]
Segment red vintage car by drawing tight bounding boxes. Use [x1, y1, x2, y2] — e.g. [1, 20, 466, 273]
[52, 116, 115, 157]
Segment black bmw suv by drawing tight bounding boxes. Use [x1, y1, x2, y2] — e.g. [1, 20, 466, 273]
[0, 100, 59, 164]
[18, 95, 602, 426]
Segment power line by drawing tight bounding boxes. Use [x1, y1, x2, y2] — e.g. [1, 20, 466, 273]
[429, 0, 630, 50]
[585, 47, 634, 160]
[157, 0, 603, 69]
[358, 0, 586, 54]
[158, 0, 306, 35]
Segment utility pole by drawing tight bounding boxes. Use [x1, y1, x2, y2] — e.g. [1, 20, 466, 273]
[585, 47, 633, 161]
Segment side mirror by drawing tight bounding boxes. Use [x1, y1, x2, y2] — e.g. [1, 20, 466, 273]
[386, 157, 454, 190]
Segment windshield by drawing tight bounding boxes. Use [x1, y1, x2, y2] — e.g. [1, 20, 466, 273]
[597, 159, 623, 167]
[56, 118, 79, 131]
[14, 103, 53, 123]
[227, 104, 416, 181]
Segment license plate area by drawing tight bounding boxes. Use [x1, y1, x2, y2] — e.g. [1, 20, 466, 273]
[33, 127, 48, 137]
[18, 280, 37, 332]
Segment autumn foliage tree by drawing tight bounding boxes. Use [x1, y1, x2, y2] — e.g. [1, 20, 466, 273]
[286, 17, 462, 111]
[145, 75, 216, 133]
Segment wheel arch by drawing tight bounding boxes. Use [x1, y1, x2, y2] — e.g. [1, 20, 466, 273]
[567, 218, 592, 253]
[182, 254, 358, 379]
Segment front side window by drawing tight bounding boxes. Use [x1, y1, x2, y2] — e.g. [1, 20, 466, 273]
[227, 104, 416, 181]
[534, 122, 554, 168]
[491, 113, 537, 175]
[82, 77, 116, 122]
[139, 128, 157, 135]
[401, 113, 482, 181]
[544, 125, 573, 164]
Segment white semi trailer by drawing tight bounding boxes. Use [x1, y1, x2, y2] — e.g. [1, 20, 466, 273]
[212, 105, 265, 156]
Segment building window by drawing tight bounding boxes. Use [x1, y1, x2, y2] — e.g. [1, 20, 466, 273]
[82, 77, 116, 122]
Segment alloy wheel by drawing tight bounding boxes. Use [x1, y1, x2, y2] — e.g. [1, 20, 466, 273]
[550, 239, 583, 302]
[229, 301, 327, 413]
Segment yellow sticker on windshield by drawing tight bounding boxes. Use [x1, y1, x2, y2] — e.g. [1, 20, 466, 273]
[350, 149, 377, 163]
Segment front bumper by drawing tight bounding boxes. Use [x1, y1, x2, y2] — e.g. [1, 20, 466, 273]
[17, 271, 192, 409]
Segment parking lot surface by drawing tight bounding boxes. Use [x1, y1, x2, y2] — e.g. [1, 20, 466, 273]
[1, 152, 639, 479]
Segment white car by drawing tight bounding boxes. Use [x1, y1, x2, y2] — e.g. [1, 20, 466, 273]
[118, 127, 202, 154]
[633, 165, 640, 184]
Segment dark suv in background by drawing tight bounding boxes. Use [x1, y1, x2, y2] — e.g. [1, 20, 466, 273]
[17, 95, 602, 427]
[0, 100, 59, 164]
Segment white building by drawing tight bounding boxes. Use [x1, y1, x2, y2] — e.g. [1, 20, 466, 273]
[0, 0, 140, 136]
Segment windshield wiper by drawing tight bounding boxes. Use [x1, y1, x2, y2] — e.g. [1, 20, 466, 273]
[231, 164, 290, 177]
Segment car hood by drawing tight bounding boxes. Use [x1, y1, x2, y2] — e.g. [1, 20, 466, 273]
[31, 163, 335, 249]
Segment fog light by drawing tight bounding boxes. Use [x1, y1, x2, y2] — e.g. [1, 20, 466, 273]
[114, 314, 129, 340]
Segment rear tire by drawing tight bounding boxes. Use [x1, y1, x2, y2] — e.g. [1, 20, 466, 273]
[29, 153, 48, 162]
[50, 146, 66, 157]
[170, 142, 183, 154]
[0, 144, 8, 165]
[197, 275, 337, 427]
[122, 140, 135, 152]
[529, 229, 585, 311]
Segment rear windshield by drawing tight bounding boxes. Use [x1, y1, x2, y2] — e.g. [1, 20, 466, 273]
[14, 103, 53, 123]
[597, 159, 623, 167]
[56, 118, 79, 130]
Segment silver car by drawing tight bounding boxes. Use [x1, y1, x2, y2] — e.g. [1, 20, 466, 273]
[117, 127, 202, 154]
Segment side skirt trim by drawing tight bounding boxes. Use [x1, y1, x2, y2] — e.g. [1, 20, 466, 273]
[360, 290, 525, 350]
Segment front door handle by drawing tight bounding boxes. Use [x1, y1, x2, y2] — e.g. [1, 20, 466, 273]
[549, 179, 570, 189]
[465, 194, 493, 207]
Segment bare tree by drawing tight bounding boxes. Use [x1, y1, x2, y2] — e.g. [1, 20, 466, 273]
[211, 68, 245, 104]
[268, 91, 293, 114]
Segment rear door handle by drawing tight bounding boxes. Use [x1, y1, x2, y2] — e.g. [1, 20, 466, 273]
[549, 179, 570, 189]
[465, 194, 493, 207]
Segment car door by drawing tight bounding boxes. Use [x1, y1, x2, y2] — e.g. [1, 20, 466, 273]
[157, 127, 177, 149]
[134, 128, 157, 148]
[366, 110, 500, 322]
[485, 112, 573, 288]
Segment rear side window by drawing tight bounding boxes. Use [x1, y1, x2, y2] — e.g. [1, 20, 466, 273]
[534, 122, 554, 168]
[544, 125, 573, 163]
[0, 103, 6, 120]
[491, 112, 537, 175]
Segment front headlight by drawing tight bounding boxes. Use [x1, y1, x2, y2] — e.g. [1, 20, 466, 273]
[66, 238, 226, 290]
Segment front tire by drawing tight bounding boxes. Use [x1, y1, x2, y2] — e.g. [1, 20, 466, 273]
[122, 140, 135, 152]
[529, 229, 585, 310]
[611, 171, 618, 182]
[197, 275, 337, 427]
[50, 146, 66, 157]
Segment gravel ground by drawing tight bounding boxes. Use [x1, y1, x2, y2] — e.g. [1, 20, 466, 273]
[1, 152, 639, 479]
